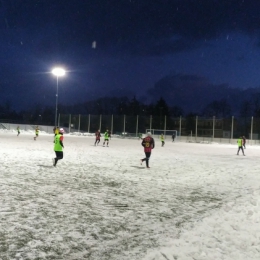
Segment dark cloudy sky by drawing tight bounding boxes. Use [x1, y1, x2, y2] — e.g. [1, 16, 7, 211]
[1, 0, 260, 110]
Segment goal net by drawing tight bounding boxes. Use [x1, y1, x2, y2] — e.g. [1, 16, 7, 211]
[145, 129, 178, 141]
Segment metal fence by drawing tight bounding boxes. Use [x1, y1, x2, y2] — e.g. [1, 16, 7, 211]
[1, 114, 260, 140]
[57, 114, 260, 140]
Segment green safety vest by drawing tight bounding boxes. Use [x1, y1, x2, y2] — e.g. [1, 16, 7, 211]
[54, 134, 63, 151]
[237, 138, 242, 146]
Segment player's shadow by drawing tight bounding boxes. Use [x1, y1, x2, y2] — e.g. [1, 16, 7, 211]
[131, 166, 145, 169]
[38, 165, 54, 168]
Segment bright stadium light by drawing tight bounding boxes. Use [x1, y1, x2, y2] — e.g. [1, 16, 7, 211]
[52, 68, 65, 127]
[52, 68, 65, 77]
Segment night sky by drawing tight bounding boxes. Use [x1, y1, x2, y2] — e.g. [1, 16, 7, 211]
[1, 0, 260, 111]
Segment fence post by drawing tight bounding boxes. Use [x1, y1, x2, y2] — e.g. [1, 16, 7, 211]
[78, 114, 81, 133]
[99, 114, 102, 132]
[88, 114, 90, 133]
[195, 116, 198, 142]
[136, 115, 139, 137]
[111, 114, 113, 135]
[251, 116, 253, 145]
[231, 116, 234, 143]
[212, 116, 215, 141]
[123, 114, 126, 135]
[149, 115, 152, 132]
[69, 114, 71, 133]
[58, 113, 60, 127]
[164, 115, 166, 136]
[179, 116, 182, 137]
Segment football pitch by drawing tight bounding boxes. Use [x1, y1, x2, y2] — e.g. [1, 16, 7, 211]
[0, 132, 259, 260]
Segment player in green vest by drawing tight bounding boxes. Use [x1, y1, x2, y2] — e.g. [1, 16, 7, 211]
[160, 133, 165, 147]
[103, 129, 109, 147]
[34, 126, 39, 140]
[53, 128, 65, 166]
[237, 136, 245, 156]
[17, 126, 20, 136]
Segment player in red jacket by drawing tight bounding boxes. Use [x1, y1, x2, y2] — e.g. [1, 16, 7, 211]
[94, 129, 101, 146]
[140, 132, 155, 168]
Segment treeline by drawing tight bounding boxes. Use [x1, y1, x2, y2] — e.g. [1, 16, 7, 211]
[0, 97, 181, 124]
[1, 94, 260, 125]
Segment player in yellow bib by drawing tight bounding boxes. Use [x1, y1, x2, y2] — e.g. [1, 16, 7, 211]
[34, 126, 39, 140]
[237, 136, 245, 156]
[53, 128, 65, 166]
[160, 133, 165, 147]
[17, 126, 20, 136]
[55, 127, 59, 135]
[103, 129, 109, 147]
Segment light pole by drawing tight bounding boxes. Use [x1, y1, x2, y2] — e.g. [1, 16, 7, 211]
[52, 68, 65, 127]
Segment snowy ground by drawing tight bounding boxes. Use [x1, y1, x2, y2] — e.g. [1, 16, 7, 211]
[0, 131, 259, 260]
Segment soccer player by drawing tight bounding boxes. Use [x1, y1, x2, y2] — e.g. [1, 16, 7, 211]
[108, 130, 112, 140]
[55, 127, 59, 135]
[160, 133, 165, 147]
[34, 126, 39, 140]
[237, 136, 245, 156]
[103, 129, 109, 147]
[242, 136, 246, 149]
[140, 132, 155, 168]
[53, 128, 64, 166]
[17, 126, 20, 136]
[94, 129, 101, 146]
[172, 133, 175, 142]
[53, 126, 59, 136]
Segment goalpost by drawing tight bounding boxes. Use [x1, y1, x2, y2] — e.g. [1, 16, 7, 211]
[145, 129, 178, 141]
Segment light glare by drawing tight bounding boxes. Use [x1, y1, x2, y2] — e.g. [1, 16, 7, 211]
[52, 68, 65, 77]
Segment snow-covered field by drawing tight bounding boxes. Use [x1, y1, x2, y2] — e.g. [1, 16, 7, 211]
[0, 131, 259, 260]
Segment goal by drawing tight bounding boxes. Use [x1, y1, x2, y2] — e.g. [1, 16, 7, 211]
[145, 129, 178, 141]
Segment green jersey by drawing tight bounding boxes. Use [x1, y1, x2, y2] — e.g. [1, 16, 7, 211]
[104, 131, 109, 140]
[160, 135, 165, 141]
[54, 134, 64, 151]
